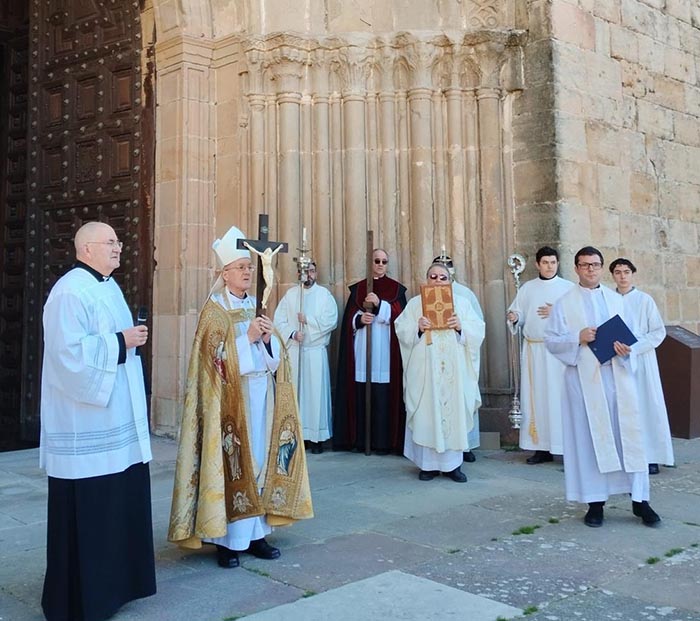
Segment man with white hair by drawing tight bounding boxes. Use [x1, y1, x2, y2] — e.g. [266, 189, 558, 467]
[169, 225, 313, 568]
[40, 221, 155, 621]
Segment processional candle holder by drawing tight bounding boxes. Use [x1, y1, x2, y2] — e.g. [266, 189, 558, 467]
[507, 253, 526, 429]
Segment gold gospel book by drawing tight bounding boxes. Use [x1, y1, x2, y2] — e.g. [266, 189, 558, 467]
[420, 284, 454, 329]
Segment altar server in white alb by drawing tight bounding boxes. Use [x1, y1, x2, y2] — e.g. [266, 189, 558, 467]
[545, 246, 661, 528]
[274, 260, 338, 453]
[40, 221, 155, 621]
[396, 262, 484, 483]
[432, 253, 483, 462]
[507, 246, 574, 465]
[609, 257, 674, 475]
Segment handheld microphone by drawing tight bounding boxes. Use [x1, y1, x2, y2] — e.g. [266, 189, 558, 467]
[136, 306, 148, 356]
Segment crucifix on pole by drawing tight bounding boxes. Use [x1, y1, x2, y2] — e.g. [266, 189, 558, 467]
[236, 214, 289, 317]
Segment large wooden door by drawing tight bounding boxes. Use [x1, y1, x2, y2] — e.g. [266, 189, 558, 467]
[17, 0, 154, 442]
[0, 2, 29, 449]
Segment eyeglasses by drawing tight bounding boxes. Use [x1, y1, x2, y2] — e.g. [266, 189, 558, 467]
[577, 262, 602, 270]
[87, 240, 123, 249]
[429, 273, 449, 282]
[374, 259, 388, 265]
[227, 265, 256, 272]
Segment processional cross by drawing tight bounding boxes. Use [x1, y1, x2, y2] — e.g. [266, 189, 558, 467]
[236, 214, 289, 317]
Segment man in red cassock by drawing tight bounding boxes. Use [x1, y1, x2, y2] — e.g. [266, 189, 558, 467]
[333, 248, 407, 454]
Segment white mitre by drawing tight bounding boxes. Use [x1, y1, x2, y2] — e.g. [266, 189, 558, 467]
[210, 225, 251, 296]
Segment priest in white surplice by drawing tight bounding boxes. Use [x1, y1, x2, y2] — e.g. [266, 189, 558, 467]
[545, 246, 661, 528]
[432, 253, 483, 463]
[610, 257, 674, 475]
[396, 262, 484, 483]
[507, 246, 574, 464]
[40, 221, 155, 621]
[274, 261, 338, 453]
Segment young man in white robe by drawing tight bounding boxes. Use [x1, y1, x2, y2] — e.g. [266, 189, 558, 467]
[507, 246, 574, 464]
[396, 262, 484, 482]
[274, 261, 339, 453]
[40, 221, 155, 621]
[610, 257, 674, 475]
[432, 254, 483, 462]
[545, 246, 660, 528]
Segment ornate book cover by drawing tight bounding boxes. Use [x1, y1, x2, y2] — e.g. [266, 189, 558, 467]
[420, 284, 454, 330]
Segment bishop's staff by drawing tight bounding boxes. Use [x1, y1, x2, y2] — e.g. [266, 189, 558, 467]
[293, 227, 313, 401]
[507, 253, 526, 429]
[364, 230, 374, 456]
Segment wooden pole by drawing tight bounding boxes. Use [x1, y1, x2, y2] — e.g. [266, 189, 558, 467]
[364, 230, 374, 456]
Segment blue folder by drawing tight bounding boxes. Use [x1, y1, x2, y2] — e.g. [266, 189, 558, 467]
[588, 314, 638, 364]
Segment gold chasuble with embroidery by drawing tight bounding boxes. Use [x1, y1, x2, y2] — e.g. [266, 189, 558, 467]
[168, 299, 313, 549]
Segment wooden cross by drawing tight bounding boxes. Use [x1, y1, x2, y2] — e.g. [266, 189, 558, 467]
[236, 214, 289, 317]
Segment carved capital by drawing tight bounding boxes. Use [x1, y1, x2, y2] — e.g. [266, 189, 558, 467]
[266, 46, 307, 95]
[394, 34, 450, 90]
[330, 45, 374, 95]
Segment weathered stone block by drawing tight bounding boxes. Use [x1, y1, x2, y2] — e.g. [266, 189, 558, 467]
[638, 35, 667, 73]
[680, 287, 700, 321]
[514, 159, 558, 204]
[552, 1, 596, 50]
[673, 111, 700, 147]
[686, 255, 700, 287]
[595, 17, 611, 53]
[556, 114, 588, 161]
[661, 248, 686, 286]
[598, 163, 631, 211]
[664, 48, 698, 84]
[665, 0, 693, 24]
[593, 0, 622, 23]
[629, 171, 658, 214]
[622, 0, 668, 39]
[610, 24, 639, 62]
[586, 121, 625, 165]
[637, 99, 674, 139]
[590, 206, 621, 246]
[619, 212, 653, 248]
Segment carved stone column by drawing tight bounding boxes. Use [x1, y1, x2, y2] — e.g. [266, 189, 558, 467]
[268, 46, 305, 287]
[334, 44, 371, 283]
[151, 35, 215, 435]
[474, 38, 510, 406]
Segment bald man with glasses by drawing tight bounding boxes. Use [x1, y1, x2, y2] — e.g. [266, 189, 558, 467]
[334, 249, 408, 454]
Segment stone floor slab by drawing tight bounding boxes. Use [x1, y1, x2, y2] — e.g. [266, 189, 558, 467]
[243, 570, 522, 621]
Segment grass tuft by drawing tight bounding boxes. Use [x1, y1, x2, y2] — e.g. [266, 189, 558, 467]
[646, 556, 660, 564]
[512, 525, 541, 536]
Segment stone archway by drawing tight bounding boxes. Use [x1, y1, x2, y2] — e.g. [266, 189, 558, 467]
[145, 0, 529, 438]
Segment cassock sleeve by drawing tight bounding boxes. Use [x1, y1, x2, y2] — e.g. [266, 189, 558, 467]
[632, 296, 666, 355]
[273, 290, 295, 341]
[43, 291, 120, 408]
[506, 288, 523, 335]
[544, 301, 581, 367]
[304, 291, 339, 347]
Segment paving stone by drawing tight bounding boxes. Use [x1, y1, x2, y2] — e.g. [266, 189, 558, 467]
[243, 570, 522, 621]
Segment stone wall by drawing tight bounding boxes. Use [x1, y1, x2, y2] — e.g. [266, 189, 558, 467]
[545, 0, 700, 332]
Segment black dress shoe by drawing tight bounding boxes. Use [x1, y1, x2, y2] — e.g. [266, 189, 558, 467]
[526, 451, 554, 465]
[310, 442, 323, 455]
[443, 467, 467, 483]
[584, 502, 604, 527]
[245, 538, 281, 559]
[418, 470, 439, 481]
[633, 501, 661, 526]
[463, 451, 476, 463]
[648, 463, 660, 475]
[215, 545, 240, 568]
